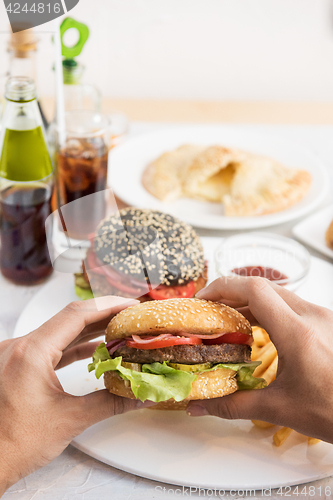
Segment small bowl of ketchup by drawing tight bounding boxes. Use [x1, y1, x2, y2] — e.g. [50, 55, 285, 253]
[215, 232, 311, 291]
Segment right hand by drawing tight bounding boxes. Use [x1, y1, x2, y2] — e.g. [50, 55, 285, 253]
[187, 276, 333, 444]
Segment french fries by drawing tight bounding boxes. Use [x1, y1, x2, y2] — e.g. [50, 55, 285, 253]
[251, 333, 273, 361]
[273, 427, 293, 447]
[261, 355, 278, 385]
[250, 343, 261, 361]
[253, 343, 277, 378]
[252, 420, 275, 429]
[308, 437, 321, 445]
[252, 326, 270, 347]
[251, 327, 320, 447]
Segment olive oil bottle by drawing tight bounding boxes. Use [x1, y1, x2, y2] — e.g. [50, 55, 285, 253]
[0, 77, 54, 285]
[6, 28, 48, 129]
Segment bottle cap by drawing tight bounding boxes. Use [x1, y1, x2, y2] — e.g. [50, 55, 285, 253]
[8, 28, 38, 59]
[5, 76, 36, 102]
[60, 17, 89, 59]
[62, 59, 84, 84]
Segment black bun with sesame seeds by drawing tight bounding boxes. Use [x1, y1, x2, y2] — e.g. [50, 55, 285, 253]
[94, 208, 205, 287]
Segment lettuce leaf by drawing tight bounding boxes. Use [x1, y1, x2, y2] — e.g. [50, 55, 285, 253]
[88, 343, 196, 402]
[88, 343, 266, 403]
[75, 285, 94, 301]
[210, 362, 266, 390]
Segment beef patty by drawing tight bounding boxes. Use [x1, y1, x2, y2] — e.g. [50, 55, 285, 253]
[114, 343, 251, 364]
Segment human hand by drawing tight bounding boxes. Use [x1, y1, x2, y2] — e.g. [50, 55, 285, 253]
[187, 276, 333, 445]
[0, 296, 154, 496]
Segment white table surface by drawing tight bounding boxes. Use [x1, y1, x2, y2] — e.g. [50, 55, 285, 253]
[3, 122, 333, 500]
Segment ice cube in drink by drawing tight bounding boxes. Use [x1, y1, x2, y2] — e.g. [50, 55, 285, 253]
[57, 137, 108, 240]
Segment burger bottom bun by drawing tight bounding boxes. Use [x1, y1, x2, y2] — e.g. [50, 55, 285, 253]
[104, 368, 238, 411]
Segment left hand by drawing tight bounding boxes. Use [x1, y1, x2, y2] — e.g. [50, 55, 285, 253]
[0, 296, 154, 495]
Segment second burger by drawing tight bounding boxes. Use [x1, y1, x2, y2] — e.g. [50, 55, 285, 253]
[75, 208, 207, 301]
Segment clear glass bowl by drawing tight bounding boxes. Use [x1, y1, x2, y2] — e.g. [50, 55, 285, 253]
[215, 232, 311, 291]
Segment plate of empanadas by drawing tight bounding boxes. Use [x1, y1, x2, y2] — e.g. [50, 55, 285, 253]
[109, 125, 329, 229]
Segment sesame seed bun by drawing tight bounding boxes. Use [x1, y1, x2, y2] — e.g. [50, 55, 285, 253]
[104, 366, 238, 411]
[103, 298, 251, 410]
[93, 208, 205, 287]
[106, 298, 252, 341]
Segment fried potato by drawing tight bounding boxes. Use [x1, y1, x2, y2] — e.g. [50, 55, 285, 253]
[261, 355, 278, 385]
[308, 437, 321, 445]
[273, 427, 293, 447]
[253, 343, 277, 378]
[252, 326, 270, 347]
[252, 420, 275, 429]
[251, 336, 273, 361]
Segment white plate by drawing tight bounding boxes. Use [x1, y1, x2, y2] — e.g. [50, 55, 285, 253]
[109, 125, 329, 230]
[293, 205, 333, 260]
[13, 238, 333, 490]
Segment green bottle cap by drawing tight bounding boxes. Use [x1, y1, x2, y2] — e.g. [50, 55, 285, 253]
[60, 17, 89, 59]
[63, 58, 78, 68]
[62, 59, 84, 84]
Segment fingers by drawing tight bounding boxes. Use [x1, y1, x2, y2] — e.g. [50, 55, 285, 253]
[268, 281, 314, 316]
[187, 386, 280, 423]
[199, 277, 298, 348]
[197, 276, 310, 316]
[55, 341, 101, 370]
[31, 297, 139, 356]
[235, 307, 260, 326]
[71, 390, 156, 431]
[65, 318, 113, 350]
[66, 331, 106, 350]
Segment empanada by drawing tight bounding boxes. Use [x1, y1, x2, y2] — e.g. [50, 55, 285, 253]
[142, 144, 312, 216]
[142, 144, 204, 202]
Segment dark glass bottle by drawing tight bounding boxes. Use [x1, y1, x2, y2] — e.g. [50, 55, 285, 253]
[0, 77, 54, 285]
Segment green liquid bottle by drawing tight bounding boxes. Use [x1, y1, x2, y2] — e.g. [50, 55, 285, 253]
[6, 28, 49, 130]
[0, 77, 54, 285]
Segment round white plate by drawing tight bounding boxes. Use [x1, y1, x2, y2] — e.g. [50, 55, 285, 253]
[109, 125, 329, 230]
[13, 238, 333, 490]
[293, 204, 333, 260]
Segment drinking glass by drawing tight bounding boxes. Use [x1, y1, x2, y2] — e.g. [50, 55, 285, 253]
[53, 110, 110, 259]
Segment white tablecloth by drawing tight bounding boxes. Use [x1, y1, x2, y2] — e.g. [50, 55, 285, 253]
[3, 123, 333, 500]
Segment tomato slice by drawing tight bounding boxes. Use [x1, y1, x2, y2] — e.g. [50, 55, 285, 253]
[203, 332, 253, 346]
[126, 336, 202, 349]
[148, 281, 195, 300]
[85, 250, 146, 296]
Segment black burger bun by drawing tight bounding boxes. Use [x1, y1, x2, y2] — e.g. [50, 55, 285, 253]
[93, 208, 205, 287]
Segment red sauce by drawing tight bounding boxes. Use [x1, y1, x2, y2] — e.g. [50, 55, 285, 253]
[231, 266, 288, 282]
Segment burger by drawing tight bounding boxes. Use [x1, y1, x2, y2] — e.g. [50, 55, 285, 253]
[88, 298, 265, 410]
[75, 208, 207, 302]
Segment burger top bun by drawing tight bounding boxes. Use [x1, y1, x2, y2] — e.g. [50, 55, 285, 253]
[106, 298, 252, 341]
[93, 208, 205, 287]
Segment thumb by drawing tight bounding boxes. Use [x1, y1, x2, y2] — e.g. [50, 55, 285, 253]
[71, 390, 156, 431]
[186, 387, 276, 422]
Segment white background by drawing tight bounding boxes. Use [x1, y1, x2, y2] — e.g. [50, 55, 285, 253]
[1, 0, 333, 101]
